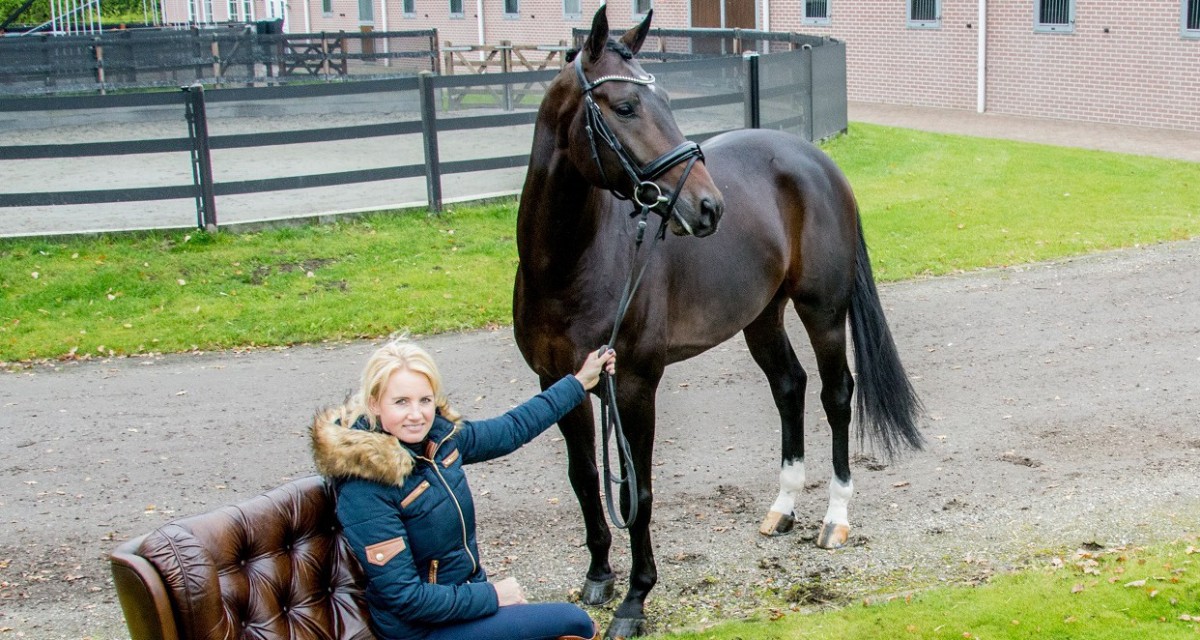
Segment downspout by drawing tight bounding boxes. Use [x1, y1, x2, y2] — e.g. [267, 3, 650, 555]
[476, 0, 484, 46]
[303, 0, 310, 32]
[976, 0, 986, 112]
[380, 0, 389, 64]
[761, 0, 770, 52]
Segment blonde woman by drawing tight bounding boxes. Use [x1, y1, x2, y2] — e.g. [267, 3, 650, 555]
[312, 339, 614, 640]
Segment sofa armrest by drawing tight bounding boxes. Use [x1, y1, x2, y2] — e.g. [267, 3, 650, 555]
[110, 535, 180, 640]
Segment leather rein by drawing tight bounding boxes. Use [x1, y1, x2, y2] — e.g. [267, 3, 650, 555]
[573, 53, 705, 529]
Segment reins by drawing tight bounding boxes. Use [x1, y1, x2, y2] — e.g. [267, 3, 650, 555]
[573, 52, 704, 529]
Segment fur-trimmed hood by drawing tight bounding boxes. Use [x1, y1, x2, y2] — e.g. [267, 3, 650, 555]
[311, 406, 414, 486]
[310, 406, 462, 486]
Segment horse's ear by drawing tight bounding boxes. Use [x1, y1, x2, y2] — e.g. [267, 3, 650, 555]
[586, 4, 610, 62]
[620, 9, 653, 55]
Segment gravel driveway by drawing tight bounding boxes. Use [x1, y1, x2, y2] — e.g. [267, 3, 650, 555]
[1, 238, 1198, 638]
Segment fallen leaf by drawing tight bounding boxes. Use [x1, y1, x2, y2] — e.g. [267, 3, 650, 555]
[1124, 579, 1147, 587]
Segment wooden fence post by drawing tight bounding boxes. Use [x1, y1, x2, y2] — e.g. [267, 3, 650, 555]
[93, 40, 106, 95]
[184, 83, 219, 231]
[418, 71, 443, 213]
[500, 39, 512, 111]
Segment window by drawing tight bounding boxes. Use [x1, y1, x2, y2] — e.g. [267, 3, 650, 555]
[1186, 0, 1200, 36]
[633, 0, 651, 15]
[563, 0, 580, 19]
[1035, 0, 1073, 32]
[321, 0, 331, 14]
[449, 0, 462, 17]
[504, 0, 518, 17]
[908, 0, 939, 28]
[402, 0, 414, 15]
[803, 0, 830, 25]
[358, 0, 373, 22]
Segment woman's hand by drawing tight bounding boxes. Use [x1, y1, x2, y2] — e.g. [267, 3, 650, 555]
[493, 576, 528, 607]
[573, 346, 617, 391]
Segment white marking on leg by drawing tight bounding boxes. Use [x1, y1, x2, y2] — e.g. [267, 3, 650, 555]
[823, 474, 854, 526]
[768, 459, 805, 516]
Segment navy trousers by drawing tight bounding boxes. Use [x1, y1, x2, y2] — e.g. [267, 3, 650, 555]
[424, 602, 595, 640]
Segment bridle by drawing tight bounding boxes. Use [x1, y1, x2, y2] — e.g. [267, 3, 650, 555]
[573, 51, 705, 530]
[574, 53, 704, 224]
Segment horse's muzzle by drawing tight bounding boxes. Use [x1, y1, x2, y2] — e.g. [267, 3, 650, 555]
[671, 193, 722, 237]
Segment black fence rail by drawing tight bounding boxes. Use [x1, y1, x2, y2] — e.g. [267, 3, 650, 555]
[0, 36, 846, 236]
[0, 27, 439, 96]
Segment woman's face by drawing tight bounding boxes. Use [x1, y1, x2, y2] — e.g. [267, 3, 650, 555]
[370, 367, 437, 445]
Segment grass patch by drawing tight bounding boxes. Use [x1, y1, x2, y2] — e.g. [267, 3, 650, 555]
[657, 536, 1200, 639]
[1, 204, 519, 363]
[2, 123, 1198, 363]
[825, 123, 1200, 280]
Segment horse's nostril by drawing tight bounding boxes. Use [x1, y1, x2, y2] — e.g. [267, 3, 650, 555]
[701, 197, 723, 225]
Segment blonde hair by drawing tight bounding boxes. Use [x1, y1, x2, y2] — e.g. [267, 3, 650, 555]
[347, 338, 462, 430]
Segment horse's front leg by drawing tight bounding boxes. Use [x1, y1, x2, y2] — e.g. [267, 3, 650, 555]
[604, 372, 660, 640]
[556, 393, 617, 605]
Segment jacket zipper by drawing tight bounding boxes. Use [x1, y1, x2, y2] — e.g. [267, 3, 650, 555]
[428, 559, 439, 584]
[419, 433, 478, 574]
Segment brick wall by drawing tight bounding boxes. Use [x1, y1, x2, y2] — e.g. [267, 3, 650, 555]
[769, 0, 1200, 131]
[293, 0, 1200, 131]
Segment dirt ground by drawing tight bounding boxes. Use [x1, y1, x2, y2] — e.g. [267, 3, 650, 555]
[2, 236, 1198, 639]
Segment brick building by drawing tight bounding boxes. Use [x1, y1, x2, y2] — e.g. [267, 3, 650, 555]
[162, 0, 1200, 131]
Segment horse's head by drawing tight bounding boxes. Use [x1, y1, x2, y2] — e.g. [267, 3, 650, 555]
[560, 6, 724, 237]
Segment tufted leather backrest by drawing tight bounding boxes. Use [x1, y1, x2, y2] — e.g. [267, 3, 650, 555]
[110, 475, 376, 640]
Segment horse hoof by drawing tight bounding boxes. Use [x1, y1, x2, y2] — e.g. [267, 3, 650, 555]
[581, 576, 616, 605]
[759, 510, 795, 536]
[604, 616, 645, 639]
[816, 521, 850, 549]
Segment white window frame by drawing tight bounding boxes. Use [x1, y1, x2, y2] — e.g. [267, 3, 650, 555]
[908, 0, 940, 28]
[802, 0, 830, 26]
[563, 0, 581, 20]
[321, 0, 332, 16]
[449, 0, 463, 18]
[1185, 0, 1200, 37]
[504, 0, 519, 19]
[633, 0, 651, 16]
[402, 0, 415, 17]
[1034, 0, 1074, 33]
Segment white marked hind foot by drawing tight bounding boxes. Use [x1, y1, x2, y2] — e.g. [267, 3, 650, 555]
[816, 521, 850, 548]
[759, 510, 795, 536]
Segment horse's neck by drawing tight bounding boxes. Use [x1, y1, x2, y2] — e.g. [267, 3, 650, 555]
[517, 149, 612, 292]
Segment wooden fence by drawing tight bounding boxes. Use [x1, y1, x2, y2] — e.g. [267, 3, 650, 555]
[0, 32, 847, 236]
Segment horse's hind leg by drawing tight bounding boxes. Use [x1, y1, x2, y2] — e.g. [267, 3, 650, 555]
[797, 306, 856, 549]
[743, 305, 809, 537]
[555, 393, 616, 605]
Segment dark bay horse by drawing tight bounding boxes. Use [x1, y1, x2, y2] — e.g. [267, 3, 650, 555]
[513, 7, 923, 637]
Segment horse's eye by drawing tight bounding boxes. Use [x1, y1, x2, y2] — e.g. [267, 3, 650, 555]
[613, 103, 636, 118]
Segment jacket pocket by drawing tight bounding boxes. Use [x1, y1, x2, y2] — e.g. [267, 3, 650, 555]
[401, 480, 430, 508]
[427, 559, 439, 584]
[364, 537, 406, 567]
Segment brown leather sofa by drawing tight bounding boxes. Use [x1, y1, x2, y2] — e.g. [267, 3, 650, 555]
[109, 475, 376, 640]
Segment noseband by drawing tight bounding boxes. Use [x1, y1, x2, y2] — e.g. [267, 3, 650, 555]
[574, 54, 705, 220]
[574, 52, 707, 531]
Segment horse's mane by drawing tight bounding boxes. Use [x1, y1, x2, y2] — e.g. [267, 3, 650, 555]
[565, 40, 635, 63]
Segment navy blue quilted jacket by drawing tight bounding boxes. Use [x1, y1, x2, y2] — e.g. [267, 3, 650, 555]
[311, 375, 586, 640]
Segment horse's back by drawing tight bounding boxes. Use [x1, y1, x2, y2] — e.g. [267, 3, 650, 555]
[653, 128, 858, 359]
[698, 128, 858, 259]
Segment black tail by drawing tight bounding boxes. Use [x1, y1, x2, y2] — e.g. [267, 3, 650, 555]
[848, 215, 925, 460]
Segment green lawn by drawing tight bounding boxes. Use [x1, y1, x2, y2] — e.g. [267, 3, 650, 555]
[659, 536, 1200, 640]
[2, 122, 1198, 365]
